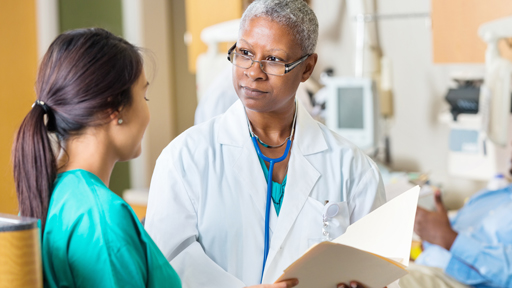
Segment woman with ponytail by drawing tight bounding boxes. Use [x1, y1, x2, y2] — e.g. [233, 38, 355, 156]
[11, 28, 181, 288]
[13, 28, 299, 288]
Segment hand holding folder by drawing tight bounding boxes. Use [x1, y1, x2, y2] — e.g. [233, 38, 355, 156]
[275, 186, 420, 288]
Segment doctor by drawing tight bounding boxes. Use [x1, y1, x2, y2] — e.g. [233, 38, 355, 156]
[145, 0, 386, 287]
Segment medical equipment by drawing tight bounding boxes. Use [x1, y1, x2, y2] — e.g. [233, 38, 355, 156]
[442, 16, 512, 181]
[245, 102, 297, 282]
[479, 16, 512, 147]
[445, 80, 482, 121]
[324, 77, 378, 151]
[443, 113, 512, 180]
[196, 19, 240, 102]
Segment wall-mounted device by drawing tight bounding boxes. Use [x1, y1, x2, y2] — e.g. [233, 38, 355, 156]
[442, 16, 512, 181]
[325, 77, 378, 151]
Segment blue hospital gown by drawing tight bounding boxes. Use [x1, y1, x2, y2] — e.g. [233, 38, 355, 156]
[416, 184, 512, 287]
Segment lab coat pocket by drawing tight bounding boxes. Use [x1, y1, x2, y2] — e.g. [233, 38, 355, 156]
[327, 201, 351, 240]
[304, 197, 327, 247]
[304, 198, 350, 244]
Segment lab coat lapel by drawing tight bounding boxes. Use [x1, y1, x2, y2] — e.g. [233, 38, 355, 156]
[263, 101, 326, 277]
[219, 100, 273, 231]
[233, 142, 272, 226]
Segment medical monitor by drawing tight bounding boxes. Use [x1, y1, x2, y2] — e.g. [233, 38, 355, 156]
[325, 77, 378, 151]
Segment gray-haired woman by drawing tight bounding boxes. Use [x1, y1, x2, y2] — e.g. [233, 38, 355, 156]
[145, 0, 386, 287]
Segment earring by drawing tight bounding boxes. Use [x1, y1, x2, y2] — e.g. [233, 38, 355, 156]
[117, 119, 123, 125]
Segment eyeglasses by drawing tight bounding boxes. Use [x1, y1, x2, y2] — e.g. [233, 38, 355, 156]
[227, 43, 311, 76]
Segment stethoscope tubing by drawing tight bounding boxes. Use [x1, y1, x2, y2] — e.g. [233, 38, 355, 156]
[252, 136, 292, 283]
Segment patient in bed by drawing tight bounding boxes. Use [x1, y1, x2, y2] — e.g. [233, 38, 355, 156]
[399, 184, 512, 288]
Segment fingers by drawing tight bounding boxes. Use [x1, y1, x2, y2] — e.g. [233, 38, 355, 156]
[415, 206, 427, 216]
[414, 206, 428, 236]
[246, 279, 299, 288]
[349, 281, 365, 288]
[273, 278, 299, 288]
[337, 281, 366, 288]
[434, 190, 446, 213]
[415, 206, 427, 223]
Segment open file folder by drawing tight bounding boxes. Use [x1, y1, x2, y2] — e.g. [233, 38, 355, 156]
[275, 186, 420, 288]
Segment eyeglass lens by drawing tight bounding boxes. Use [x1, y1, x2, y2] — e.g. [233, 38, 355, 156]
[231, 53, 286, 75]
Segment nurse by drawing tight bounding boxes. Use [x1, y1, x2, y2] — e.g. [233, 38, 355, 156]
[12, 28, 182, 287]
[146, 0, 386, 287]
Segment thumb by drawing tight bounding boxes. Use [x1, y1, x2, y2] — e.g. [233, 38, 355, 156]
[434, 190, 446, 213]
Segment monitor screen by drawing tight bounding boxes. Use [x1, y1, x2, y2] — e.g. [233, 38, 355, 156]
[338, 87, 364, 129]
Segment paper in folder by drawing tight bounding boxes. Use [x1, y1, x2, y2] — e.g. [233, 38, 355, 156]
[275, 186, 420, 288]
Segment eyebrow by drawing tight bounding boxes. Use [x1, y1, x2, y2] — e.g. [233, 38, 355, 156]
[238, 39, 289, 57]
[268, 48, 289, 57]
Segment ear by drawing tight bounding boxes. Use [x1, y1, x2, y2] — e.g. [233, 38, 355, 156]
[301, 53, 318, 82]
[109, 109, 121, 125]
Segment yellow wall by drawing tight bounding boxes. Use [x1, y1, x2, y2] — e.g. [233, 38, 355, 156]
[0, 1, 38, 214]
[185, 0, 242, 72]
[432, 0, 512, 63]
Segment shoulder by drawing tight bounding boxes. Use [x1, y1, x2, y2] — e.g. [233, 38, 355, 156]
[158, 116, 221, 166]
[52, 169, 128, 208]
[316, 122, 377, 172]
[314, 122, 384, 201]
[158, 101, 245, 168]
[48, 170, 137, 235]
[50, 169, 105, 213]
[172, 116, 220, 150]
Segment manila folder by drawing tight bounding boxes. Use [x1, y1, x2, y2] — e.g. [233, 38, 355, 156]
[275, 186, 420, 288]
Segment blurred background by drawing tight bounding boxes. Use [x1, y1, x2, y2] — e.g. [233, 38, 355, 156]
[1, 0, 511, 218]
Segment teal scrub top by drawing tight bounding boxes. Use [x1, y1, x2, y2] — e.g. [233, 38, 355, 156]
[257, 156, 287, 216]
[42, 169, 181, 288]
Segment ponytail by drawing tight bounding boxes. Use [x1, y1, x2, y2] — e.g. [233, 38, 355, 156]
[12, 102, 57, 232]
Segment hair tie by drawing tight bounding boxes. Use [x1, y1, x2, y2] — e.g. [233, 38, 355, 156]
[32, 100, 51, 115]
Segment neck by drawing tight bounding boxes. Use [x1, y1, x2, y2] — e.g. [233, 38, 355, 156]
[246, 100, 296, 143]
[58, 127, 117, 186]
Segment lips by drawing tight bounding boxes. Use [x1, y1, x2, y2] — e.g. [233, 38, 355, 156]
[241, 85, 267, 97]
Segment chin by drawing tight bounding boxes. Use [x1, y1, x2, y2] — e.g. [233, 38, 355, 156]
[132, 146, 142, 159]
[121, 146, 142, 162]
[240, 97, 270, 113]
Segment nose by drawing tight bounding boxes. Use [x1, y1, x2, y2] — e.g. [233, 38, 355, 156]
[245, 60, 267, 81]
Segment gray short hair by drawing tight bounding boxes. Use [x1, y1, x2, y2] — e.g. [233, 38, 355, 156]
[239, 0, 319, 55]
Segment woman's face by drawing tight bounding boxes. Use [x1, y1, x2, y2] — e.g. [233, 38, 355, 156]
[232, 17, 317, 114]
[111, 70, 150, 161]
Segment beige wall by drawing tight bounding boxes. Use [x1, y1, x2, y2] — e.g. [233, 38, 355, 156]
[0, 1, 38, 214]
[170, 0, 198, 135]
[140, 0, 177, 184]
[137, 0, 201, 183]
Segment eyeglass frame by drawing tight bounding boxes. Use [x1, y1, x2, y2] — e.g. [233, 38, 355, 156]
[227, 43, 311, 76]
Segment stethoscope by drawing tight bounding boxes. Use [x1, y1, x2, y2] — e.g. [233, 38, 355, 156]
[245, 101, 298, 283]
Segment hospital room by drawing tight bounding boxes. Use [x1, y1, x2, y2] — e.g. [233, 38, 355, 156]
[1, 0, 511, 287]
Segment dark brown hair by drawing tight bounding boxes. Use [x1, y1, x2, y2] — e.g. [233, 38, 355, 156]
[12, 28, 143, 232]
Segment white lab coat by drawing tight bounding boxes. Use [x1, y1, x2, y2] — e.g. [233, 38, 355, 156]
[146, 100, 386, 287]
